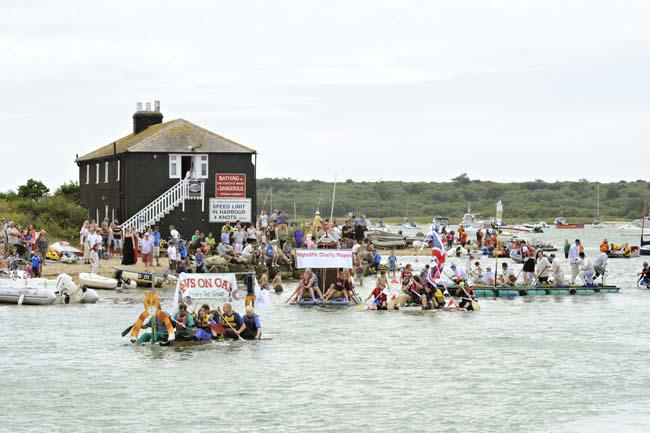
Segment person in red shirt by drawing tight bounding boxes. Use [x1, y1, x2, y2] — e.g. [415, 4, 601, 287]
[400, 264, 429, 309]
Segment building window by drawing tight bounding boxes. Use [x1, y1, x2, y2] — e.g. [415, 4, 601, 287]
[95, 163, 99, 184]
[199, 155, 208, 178]
[104, 162, 109, 183]
[95, 208, 99, 222]
[105, 205, 109, 220]
[169, 155, 179, 179]
[85, 165, 90, 184]
[116, 160, 120, 181]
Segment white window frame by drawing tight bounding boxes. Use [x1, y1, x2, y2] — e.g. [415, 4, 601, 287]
[95, 163, 99, 184]
[197, 155, 208, 178]
[169, 155, 179, 179]
[95, 208, 99, 222]
[104, 162, 109, 183]
[116, 160, 120, 181]
[85, 165, 90, 184]
[105, 205, 109, 220]
[169, 153, 208, 179]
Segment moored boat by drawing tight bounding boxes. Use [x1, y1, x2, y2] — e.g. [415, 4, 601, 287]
[0, 272, 99, 305]
[79, 272, 118, 290]
[112, 268, 164, 287]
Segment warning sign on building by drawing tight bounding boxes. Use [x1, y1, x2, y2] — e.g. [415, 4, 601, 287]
[215, 173, 246, 198]
[209, 198, 252, 223]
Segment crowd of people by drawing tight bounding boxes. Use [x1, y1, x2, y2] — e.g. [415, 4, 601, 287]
[0, 218, 49, 277]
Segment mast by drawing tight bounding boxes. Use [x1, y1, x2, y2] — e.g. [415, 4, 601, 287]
[270, 187, 273, 213]
[596, 184, 601, 223]
[330, 173, 337, 222]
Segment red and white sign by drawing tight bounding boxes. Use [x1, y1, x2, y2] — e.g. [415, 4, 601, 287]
[296, 249, 354, 269]
[215, 173, 246, 198]
[172, 273, 239, 305]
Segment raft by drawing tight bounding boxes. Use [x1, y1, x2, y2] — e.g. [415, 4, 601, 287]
[79, 273, 118, 290]
[296, 297, 354, 307]
[455, 284, 619, 298]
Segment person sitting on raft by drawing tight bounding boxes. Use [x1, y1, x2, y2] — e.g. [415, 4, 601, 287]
[134, 311, 174, 345]
[549, 253, 565, 286]
[578, 252, 595, 286]
[424, 263, 445, 309]
[592, 251, 608, 284]
[366, 285, 388, 310]
[470, 261, 484, 284]
[173, 303, 196, 340]
[401, 264, 430, 309]
[536, 251, 551, 284]
[194, 307, 217, 341]
[325, 270, 352, 303]
[457, 283, 477, 311]
[449, 263, 467, 284]
[217, 303, 245, 339]
[294, 268, 323, 302]
[481, 266, 495, 285]
[241, 305, 262, 340]
[498, 262, 517, 286]
[638, 262, 650, 288]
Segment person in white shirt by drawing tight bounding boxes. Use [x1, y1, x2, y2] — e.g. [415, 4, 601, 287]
[578, 252, 594, 285]
[80, 221, 91, 264]
[568, 239, 581, 284]
[536, 251, 551, 284]
[169, 225, 180, 242]
[331, 224, 342, 242]
[549, 254, 565, 285]
[242, 243, 255, 263]
[90, 244, 99, 274]
[167, 241, 178, 274]
[481, 266, 495, 285]
[593, 251, 608, 283]
[258, 210, 268, 230]
[449, 263, 467, 284]
[498, 262, 517, 285]
[184, 169, 195, 180]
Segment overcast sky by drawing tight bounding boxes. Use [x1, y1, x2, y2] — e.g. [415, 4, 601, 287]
[1, 0, 649, 191]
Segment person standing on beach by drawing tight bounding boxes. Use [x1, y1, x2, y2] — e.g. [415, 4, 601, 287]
[140, 232, 154, 271]
[90, 244, 100, 274]
[152, 226, 161, 266]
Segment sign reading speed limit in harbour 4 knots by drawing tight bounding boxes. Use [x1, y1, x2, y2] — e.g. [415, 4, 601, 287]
[209, 198, 252, 223]
[215, 173, 246, 198]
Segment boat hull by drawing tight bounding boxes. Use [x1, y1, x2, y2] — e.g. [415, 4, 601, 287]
[446, 284, 619, 298]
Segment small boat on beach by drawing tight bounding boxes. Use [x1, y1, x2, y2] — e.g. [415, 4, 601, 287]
[0, 272, 99, 305]
[79, 273, 119, 290]
[112, 268, 164, 287]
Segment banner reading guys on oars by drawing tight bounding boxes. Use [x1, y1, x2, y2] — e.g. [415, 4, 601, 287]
[172, 273, 270, 312]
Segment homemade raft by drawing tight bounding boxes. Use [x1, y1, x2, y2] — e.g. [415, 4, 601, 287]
[454, 285, 620, 298]
[295, 297, 355, 308]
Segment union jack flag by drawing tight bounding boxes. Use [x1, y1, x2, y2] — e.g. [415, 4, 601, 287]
[430, 230, 446, 268]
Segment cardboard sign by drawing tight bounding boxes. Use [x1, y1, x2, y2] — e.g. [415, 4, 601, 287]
[209, 198, 252, 223]
[216, 173, 246, 198]
[296, 249, 354, 269]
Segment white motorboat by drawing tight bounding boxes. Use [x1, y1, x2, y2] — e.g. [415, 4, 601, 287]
[0, 272, 99, 305]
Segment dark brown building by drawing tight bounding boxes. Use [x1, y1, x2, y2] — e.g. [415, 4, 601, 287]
[75, 102, 257, 236]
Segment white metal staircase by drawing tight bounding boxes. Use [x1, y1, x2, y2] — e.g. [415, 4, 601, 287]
[121, 180, 204, 233]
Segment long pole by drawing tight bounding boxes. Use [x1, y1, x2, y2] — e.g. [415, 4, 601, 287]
[294, 201, 297, 222]
[330, 173, 337, 221]
[270, 187, 273, 213]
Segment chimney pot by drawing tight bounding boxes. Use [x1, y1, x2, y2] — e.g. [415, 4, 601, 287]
[154, 100, 160, 113]
[145, 102, 152, 111]
[133, 103, 163, 134]
[136, 102, 143, 111]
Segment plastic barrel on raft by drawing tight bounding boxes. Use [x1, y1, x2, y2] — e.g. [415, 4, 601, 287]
[524, 289, 548, 296]
[473, 289, 494, 297]
[297, 298, 321, 307]
[574, 288, 595, 295]
[496, 289, 519, 298]
[324, 298, 350, 307]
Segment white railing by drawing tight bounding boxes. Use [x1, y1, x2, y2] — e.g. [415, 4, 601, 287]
[121, 180, 190, 233]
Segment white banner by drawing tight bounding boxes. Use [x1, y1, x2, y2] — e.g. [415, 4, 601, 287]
[208, 198, 252, 223]
[296, 249, 354, 269]
[173, 273, 242, 306]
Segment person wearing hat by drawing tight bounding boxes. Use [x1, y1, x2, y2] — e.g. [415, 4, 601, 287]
[313, 211, 322, 233]
[481, 266, 495, 285]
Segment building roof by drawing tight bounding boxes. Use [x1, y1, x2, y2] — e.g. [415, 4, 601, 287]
[77, 118, 256, 161]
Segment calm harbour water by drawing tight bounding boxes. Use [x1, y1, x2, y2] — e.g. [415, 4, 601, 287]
[1, 227, 649, 433]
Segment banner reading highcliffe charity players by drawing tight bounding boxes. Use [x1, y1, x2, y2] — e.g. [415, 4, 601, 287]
[172, 273, 240, 306]
[296, 249, 354, 269]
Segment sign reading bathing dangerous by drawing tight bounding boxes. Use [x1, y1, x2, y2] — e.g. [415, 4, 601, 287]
[209, 198, 252, 223]
[215, 173, 246, 198]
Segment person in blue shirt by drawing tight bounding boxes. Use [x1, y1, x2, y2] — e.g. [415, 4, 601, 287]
[179, 240, 188, 261]
[388, 250, 398, 278]
[194, 250, 205, 273]
[240, 305, 262, 340]
[293, 226, 304, 247]
[372, 249, 382, 273]
[31, 254, 41, 277]
[152, 226, 161, 267]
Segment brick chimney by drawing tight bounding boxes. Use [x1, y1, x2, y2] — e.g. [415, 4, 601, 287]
[133, 100, 163, 134]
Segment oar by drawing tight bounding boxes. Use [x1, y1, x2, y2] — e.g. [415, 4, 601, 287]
[460, 285, 481, 311]
[121, 324, 134, 337]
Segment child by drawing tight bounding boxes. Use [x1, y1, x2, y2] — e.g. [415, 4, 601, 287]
[195, 250, 205, 273]
[387, 251, 397, 278]
[272, 271, 283, 293]
[31, 253, 41, 277]
[355, 259, 366, 286]
[90, 244, 100, 274]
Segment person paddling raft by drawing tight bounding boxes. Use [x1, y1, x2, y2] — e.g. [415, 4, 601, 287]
[173, 303, 196, 341]
[241, 306, 262, 340]
[457, 282, 478, 311]
[217, 303, 245, 339]
[400, 264, 430, 309]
